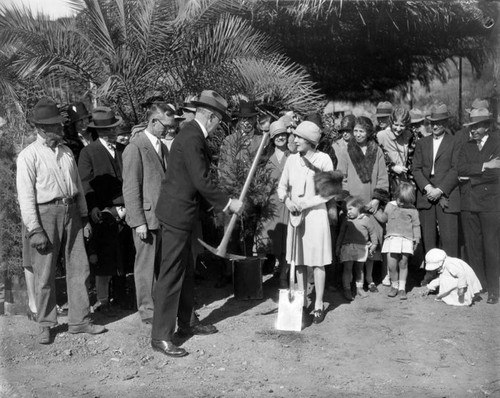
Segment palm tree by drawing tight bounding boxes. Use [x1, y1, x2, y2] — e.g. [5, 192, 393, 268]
[0, 0, 324, 124]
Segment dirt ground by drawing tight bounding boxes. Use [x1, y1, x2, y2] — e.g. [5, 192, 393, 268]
[1, 269, 499, 398]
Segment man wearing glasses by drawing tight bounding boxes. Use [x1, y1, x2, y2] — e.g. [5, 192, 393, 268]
[16, 98, 105, 344]
[123, 103, 170, 325]
[152, 90, 243, 358]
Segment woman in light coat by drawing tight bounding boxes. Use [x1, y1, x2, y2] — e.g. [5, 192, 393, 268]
[278, 121, 333, 324]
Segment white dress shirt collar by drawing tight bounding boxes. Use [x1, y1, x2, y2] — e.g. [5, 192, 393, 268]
[99, 137, 115, 157]
[194, 118, 208, 138]
[144, 129, 161, 148]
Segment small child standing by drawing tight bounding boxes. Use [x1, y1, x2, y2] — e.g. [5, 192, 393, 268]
[380, 182, 420, 300]
[336, 196, 377, 301]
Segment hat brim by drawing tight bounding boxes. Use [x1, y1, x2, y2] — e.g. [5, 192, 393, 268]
[426, 115, 450, 122]
[237, 112, 259, 118]
[180, 106, 196, 113]
[376, 113, 391, 118]
[30, 115, 63, 125]
[270, 127, 287, 139]
[71, 114, 91, 123]
[88, 116, 123, 129]
[410, 117, 425, 124]
[191, 100, 230, 122]
[463, 117, 494, 126]
[425, 261, 443, 271]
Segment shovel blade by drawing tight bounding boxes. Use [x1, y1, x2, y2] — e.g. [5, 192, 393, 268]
[276, 288, 304, 332]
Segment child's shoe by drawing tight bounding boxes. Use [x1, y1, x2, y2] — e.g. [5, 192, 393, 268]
[368, 283, 379, 293]
[356, 287, 368, 299]
[387, 287, 399, 297]
[399, 290, 407, 300]
[382, 275, 391, 286]
[343, 288, 354, 301]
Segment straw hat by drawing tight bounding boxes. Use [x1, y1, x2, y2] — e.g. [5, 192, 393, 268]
[409, 108, 425, 124]
[463, 108, 494, 126]
[426, 104, 450, 122]
[376, 101, 393, 118]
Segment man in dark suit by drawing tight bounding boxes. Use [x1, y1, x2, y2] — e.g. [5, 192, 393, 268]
[152, 90, 243, 357]
[412, 104, 461, 259]
[123, 103, 169, 324]
[78, 107, 131, 312]
[457, 108, 500, 304]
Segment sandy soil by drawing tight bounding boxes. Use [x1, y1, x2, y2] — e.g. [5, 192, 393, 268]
[1, 273, 499, 398]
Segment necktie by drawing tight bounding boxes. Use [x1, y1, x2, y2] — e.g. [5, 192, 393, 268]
[156, 140, 164, 168]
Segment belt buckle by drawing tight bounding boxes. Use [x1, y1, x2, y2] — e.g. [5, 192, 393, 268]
[61, 197, 72, 205]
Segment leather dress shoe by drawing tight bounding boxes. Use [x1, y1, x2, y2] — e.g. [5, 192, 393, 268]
[38, 327, 51, 344]
[151, 339, 188, 357]
[487, 294, 499, 304]
[177, 323, 218, 338]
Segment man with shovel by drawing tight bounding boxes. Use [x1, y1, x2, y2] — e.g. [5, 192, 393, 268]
[152, 90, 243, 357]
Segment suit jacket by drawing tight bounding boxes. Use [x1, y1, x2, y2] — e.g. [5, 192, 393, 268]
[155, 120, 229, 231]
[78, 139, 124, 211]
[412, 132, 460, 212]
[457, 133, 500, 212]
[122, 131, 167, 230]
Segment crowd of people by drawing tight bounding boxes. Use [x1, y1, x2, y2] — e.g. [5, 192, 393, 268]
[14, 90, 500, 356]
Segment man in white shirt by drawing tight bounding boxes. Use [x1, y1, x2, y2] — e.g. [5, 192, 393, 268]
[17, 98, 105, 344]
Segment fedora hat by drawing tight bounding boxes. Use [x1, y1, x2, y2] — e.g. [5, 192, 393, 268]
[269, 119, 287, 139]
[30, 97, 63, 125]
[463, 108, 494, 126]
[179, 95, 197, 113]
[237, 100, 259, 118]
[426, 104, 450, 122]
[465, 98, 489, 114]
[425, 248, 447, 271]
[191, 90, 230, 122]
[376, 101, 393, 118]
[88, 107, 122, 129]
[409, 108, 425, 124]
[293, 121, 321, 145]
[67, 102, 91, 124]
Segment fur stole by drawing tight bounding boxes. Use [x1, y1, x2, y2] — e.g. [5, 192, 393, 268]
[347, 140, 378, 183]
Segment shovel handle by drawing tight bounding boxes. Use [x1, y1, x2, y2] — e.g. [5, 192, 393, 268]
[289, 225, 297, 292]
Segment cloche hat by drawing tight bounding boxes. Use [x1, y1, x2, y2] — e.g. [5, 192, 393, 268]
[293, 121, 321, 145]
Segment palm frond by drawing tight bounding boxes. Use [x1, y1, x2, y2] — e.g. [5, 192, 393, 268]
[232, 55, 324, 113]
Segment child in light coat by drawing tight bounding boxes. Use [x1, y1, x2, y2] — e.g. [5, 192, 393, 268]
[424, 248, 482, 306]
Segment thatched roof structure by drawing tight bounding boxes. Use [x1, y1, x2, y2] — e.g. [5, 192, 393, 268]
[248, 0, 498, 100]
